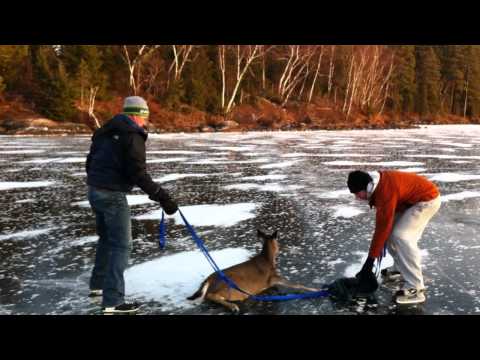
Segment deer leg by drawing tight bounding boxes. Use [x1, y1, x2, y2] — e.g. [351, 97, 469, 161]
[270, 276, 320, 292]
[205, 293, 240, 313]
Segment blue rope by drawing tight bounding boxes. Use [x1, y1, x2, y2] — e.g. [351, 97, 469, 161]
[158, 211, 166, 250]
[158, 209, 330, 301]
[375, 244, 388, 277]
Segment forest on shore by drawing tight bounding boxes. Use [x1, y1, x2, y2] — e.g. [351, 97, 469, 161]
[1, 45, 479, 134]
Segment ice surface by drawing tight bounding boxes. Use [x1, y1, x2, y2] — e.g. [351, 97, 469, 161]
[3, 125, 480, 315]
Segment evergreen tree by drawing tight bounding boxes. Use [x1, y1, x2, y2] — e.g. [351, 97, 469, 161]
[61, 46, 107, 100]
[164, 79, 185, 111]
[437, 45, 466, 114]
[390, 45, 416, 112]
[183, 46, 220, 113]
[29, 45, 76, 121]
[415, 46, 442, 115]
[0, 75, 5, 96]
[464, 45, 480, 117]
[0, 45, 30, 94]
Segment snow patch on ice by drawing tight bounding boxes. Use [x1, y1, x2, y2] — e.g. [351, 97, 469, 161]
[72, 194, 154, 208]
[316, 189, 351, 199]
[15, 199, 35, 204]
[242, 174, 288, 181]
[69, 236, 98, 246]
[312, 153, 380, 158]
[55, 157, 87, 163]
[405, 154, 480, 160]
[147, 150, 203, 155]
[331, 205, 365, 218]
[0, 150, 46, 154]
[147, 157, 188, 163]
[0, 227, 56, 241]
[323, 160, 424, 167]
[0, 181, 56, 191]
[210, 146, 257, 152]
[402, 167, 427, 173]
[224, 183, 303, 192]
[260, 160, 301, 169]
[125, 248, 253, 310]
[328, 259, 346, 267]
[186, 158, 230, 165]
[344, 249, 428, 278]
[136, 202, 259, 227]
[153, 173, 212, 183]
[280, 153, 312, 158]
[441, 191, 480, 203]
[426, 173, 480, 182]
[19, 158, 63, 164]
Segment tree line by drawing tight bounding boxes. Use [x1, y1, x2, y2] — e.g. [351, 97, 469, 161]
[1, 45, 480, 123]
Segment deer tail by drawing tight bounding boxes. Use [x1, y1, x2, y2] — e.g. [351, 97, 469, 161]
[187, 280, 210, 301]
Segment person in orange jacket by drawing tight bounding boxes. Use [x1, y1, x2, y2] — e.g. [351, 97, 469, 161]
[347, 170, 441, 305]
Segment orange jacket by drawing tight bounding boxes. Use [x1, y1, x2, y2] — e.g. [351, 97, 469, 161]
[368, 171, 439, 258]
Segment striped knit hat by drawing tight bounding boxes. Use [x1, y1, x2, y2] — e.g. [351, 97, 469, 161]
[123, 96, 150, 117]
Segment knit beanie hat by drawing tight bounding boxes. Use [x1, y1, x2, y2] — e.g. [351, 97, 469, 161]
[347, 170, 372, 193]
[123, 96, 150, 117]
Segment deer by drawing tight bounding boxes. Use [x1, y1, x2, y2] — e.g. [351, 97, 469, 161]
[187, 229, 319, 313]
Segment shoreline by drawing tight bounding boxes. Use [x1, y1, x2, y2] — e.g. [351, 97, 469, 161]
[2, 123, 480, 137]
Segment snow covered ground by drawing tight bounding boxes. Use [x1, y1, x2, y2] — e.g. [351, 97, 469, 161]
[1, 125, 480, 315]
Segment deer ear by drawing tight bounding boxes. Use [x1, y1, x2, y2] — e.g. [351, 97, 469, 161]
[272, 230, 278, 239]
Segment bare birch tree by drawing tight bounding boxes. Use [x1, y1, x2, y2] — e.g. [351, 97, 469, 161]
[122, 45, 161, 95]
[308, 45, 324, 103]
[276, 45, 315, 105]
[217, 45, 267, 114]
[168, 45, 195, 83]
[341, 45, 395, 116]
[88, 86, 101, 128]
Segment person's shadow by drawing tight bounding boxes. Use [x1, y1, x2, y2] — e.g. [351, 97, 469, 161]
[388, 304, 426, 315]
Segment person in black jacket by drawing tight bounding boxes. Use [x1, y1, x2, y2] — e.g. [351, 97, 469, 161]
[86, 96, 178, 314]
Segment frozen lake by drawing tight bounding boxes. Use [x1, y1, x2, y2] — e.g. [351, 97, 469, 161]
[1, 124, 480, 315]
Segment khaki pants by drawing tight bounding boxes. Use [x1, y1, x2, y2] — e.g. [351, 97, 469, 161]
[386, 196, 441, 290]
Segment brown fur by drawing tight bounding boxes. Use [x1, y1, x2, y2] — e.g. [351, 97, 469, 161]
[187, 230, 319, 313]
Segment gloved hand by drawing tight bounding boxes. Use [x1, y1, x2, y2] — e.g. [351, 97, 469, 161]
[356, 257, 374, 278]
[355, 257, 378, 294]
[149, 187, 178, 215]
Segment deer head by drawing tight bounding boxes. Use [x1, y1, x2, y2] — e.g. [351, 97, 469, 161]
[257, 229, 279, 266]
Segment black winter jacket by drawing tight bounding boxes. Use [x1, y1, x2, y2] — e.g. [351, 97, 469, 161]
[86, 114, 160, 196]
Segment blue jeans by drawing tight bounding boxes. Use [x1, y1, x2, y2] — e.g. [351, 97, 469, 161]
[88, 186, 132, 307]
